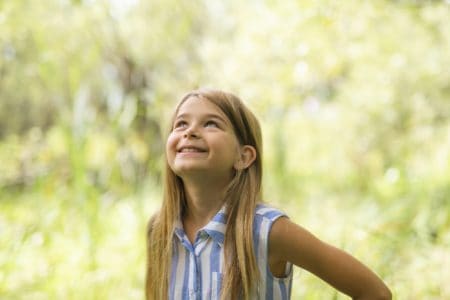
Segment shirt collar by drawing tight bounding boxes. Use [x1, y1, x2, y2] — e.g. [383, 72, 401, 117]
[174, 205, 227, 246]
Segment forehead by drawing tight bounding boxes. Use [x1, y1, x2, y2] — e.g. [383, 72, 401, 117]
[175, 96, 229, 121]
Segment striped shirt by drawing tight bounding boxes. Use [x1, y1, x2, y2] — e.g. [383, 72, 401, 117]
[170, 204, 293, 300]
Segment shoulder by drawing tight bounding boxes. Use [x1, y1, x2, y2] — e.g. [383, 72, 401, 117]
[253, 203, 290, 251]
[254, 203, 288, 222]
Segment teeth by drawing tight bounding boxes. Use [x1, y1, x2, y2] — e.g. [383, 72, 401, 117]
[180, 148, 203, 152]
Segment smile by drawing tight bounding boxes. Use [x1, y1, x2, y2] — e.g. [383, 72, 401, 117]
[177, 146, 207, 153]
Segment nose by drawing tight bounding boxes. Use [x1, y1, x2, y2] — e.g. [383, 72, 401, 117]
[183, 126, 200, 139]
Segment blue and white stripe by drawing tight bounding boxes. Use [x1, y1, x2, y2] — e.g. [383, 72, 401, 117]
[169, 204, 293, 300]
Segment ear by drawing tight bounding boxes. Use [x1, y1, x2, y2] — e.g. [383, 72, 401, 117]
[234, 145, 257, 170]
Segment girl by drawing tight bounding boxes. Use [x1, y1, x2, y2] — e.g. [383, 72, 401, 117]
[146, 89, 392, 300]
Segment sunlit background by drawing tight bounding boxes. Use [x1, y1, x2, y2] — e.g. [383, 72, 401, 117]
[1, 0, 449, 299]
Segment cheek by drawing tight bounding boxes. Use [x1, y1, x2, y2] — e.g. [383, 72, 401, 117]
[166, 134, 178, 156]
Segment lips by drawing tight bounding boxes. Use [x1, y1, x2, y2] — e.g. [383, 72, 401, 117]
[177, 146, 207, 153]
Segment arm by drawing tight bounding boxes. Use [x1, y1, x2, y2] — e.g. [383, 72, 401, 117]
[269, 217, 392, 300]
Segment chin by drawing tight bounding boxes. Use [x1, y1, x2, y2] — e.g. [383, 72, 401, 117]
[173, 166, 208, 176]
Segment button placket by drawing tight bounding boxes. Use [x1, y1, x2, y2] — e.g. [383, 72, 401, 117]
[194, 230, 209, 256]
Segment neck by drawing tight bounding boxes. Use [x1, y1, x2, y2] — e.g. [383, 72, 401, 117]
[182, 176, 229, 227]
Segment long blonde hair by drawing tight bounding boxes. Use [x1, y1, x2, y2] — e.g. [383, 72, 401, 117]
[146, 89, 263, 299]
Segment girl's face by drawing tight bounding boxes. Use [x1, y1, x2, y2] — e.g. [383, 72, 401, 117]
[166, 96, 241, 183]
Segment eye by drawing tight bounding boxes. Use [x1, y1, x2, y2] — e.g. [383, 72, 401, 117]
[173, 120, 188, 129]
[205, 120, 219, 128]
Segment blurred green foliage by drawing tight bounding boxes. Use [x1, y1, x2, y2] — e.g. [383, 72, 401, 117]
[1, 0, 449, 299]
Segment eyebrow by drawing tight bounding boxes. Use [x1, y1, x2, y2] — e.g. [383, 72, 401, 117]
[175, 113, 228, 124]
